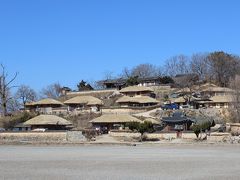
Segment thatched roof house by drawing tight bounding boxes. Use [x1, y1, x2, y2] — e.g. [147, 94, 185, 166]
[25, 98, 65, 114]
[175, 83, 234, 96]
[193, 95, 235, 109]
[30, 98, 64, 107]
[90, 114, 142, 131]
[175, 87, 192, 94]
[64, 96, 103, 106]
[119, 85, 154, 97]
[144, 118, 160, 125]
[25, 102, 36, 107]
[116, 96, 159, 107]
[209, 95, 235, 103]
[24, 115, 72, 130]
[199, 85, 234, 97]
[172, 83, 235, 109]
[64, 96, 103, 112]
[90, 114, 142, 124]
[120, 86, 154, 93]
[199, 83, 233, 92]
[171, 96, 186, 105]
[206, 95, 234, 108]
[13, 123, 31, 131]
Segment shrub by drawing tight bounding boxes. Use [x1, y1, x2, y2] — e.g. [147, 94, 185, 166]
[125, 121, 140, 131]
[138, 121, 154, 135]
[191, 119, 215, 138]
[0, 111, 37, 130]
[126, 121, 154, 141]
[126, 121, 154, 134]
[82, 129, 96, 141]
[65, 113, 101, 129]
[191, 124, 201, 138]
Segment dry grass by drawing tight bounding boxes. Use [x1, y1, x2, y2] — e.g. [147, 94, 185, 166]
[0, 112, 37, 130]
[64, 113, 101, 130]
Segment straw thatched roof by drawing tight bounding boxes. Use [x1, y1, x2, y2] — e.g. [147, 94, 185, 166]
[144, 118, 160, 124]
[14, 123, 31, 128]
[64, 96, 103, 106]
[25, 102, 36, 106]
[175, 83, 234, 94]
[171, 96, 186, 103]
[33, 98, 64, 106]
[119, 86, 153, 93]
[199, 83, 218, 88]
[209, 95, 235, 103]
[176, 83, 234, 93]
[201, 86, 234, 93]
[197, 95, 235, 104]
[196, 83, 229, 92]
[90, 114, 142, 123]
[197, 83, 234, 92]
[175, 87, 192, 94]
[116, 96, 159, 104]
[24, 115, 72, 125]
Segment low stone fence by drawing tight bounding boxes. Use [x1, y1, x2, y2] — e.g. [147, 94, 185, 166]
[0, 131, 86, 144]
[208, 132, 240, 144]
[102, 105, 161, 115]
[110, 131, 240, 144]
[102, 108, 146, 115]
[66, 131, 86, 142]
[146, 132, 196, 140]
[109, 131, 196, 140]
[109, 131, 141, 138]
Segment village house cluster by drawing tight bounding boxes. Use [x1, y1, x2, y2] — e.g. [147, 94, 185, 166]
[15, 75, 237, 134]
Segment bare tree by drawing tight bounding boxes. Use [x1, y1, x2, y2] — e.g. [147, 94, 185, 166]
[175, 74, 199, 104]
[7, 97, 20, 112]
[131, 63, 162, 78]
[190, 53, 212, 82]
[208, 51, 240, 87]
[164, 55, 191, 77]
[121, 67, 131, 78]
[41, 83, 62, 99]
[121, 64, 162, 79]
[15, 85, 37, 108]
[91, 81, 105, 90]
[103, 70, 114, 80]
[229, 75, 240, 123]
[0, 64, 18, 116]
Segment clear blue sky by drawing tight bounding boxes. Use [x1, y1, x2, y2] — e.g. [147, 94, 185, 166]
[0, 0, 240, 91]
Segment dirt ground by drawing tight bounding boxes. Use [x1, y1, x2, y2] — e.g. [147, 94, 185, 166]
[0, 144, 240, 180]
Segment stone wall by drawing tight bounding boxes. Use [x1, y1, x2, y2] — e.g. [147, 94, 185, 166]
[0, 131, 86, 143]
[146, 132, 196, 140]
[66, 131, 86, 142]
[0, 132, 67, 143]
[109, 131, 196, 140]
[109, 131, 141, 138]
[207, 132, 238, 143]
[102, 108, 147, 115]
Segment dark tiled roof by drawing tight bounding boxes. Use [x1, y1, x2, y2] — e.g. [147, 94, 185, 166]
[162, 112, 193, 124]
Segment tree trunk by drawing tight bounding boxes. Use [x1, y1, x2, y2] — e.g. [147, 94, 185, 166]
[2, 102, 7, 116]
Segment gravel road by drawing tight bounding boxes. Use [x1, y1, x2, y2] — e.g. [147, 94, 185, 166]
[0, 144, 240, 180]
